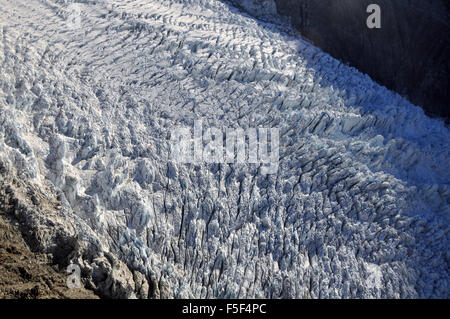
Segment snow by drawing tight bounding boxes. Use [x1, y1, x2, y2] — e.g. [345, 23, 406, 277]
[0, 0, 449, 298]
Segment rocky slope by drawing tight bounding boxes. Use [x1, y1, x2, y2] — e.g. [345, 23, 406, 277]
[0, 161, 152, 298]
[0, 0, 449, 298]
[0, 189, 98, 299]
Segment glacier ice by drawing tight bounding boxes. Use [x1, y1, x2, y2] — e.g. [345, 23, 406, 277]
[0, 0, 448, 298]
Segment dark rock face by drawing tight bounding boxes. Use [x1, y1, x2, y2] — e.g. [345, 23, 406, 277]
[273, 0, 450, 120]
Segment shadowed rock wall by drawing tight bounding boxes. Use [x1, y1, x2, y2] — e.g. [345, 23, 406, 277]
[270, 0, 449, 120]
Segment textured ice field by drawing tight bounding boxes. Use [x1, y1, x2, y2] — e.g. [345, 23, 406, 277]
[0, 0, 449, 298]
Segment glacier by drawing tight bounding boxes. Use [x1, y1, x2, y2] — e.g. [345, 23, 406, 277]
[0, 0, 448, 298]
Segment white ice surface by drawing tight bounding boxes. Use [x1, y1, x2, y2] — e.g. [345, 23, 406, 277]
[0, 0, 449, 298]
